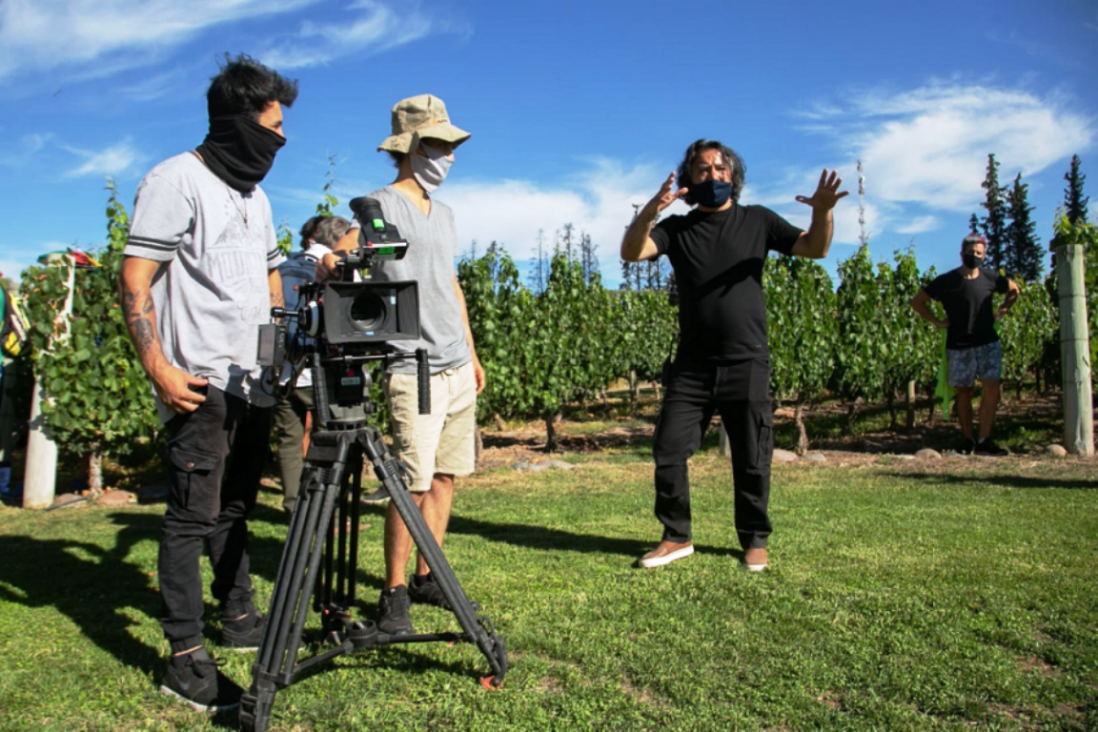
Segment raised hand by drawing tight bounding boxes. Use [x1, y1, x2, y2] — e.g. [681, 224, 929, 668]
[646, 172, 689, 216]
[795, 169, 849, 212]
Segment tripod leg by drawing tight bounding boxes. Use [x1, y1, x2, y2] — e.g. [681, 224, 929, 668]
[241, 433, 351, 732]
[361, 428, 507, 686]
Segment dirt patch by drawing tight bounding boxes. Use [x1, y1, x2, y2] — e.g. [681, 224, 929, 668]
[1019, 655, 1061, 677]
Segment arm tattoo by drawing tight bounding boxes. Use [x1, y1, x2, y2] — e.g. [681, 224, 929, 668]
[121, 288, 158, 357]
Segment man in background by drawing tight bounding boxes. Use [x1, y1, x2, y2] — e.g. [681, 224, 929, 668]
[274, 215, 351, 514]
[911, 234, 1019, 455]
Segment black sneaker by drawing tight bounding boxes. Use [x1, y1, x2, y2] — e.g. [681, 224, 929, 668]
[159, 648, 243, 713]
[222, 611, 265, 651]
[408, 573, 452, 610]
[957, 438, 976, 455]
[975, 439, 1009, 456]
[377, 585, 414, 636]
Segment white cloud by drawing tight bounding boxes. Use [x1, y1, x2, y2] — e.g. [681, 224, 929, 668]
[63, 139, 142, 178]
[260, 0, 471, 69]
[893, 215, 939, 235]
[0, 0, 319, 82]
[0, 133, 50, 167]
[439, 159, 687, 263]
[803, 82, 1094, 213]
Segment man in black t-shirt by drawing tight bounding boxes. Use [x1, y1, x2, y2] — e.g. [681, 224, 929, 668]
[911, 234, 1020, 455]
[621, 139, 847, 572]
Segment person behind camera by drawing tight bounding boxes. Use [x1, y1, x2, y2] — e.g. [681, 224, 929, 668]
[274, 215, 352, 514]
[320, 94, 485, 635]
[621, 139, 847, 573]
[119, 55, 297, 713]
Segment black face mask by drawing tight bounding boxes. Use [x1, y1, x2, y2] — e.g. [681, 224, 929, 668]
[687, 179, 732, 208]
[196, 115, 286, 192]
[962, 252, 984, 269]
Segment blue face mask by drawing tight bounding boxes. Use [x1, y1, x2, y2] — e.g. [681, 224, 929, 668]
[689, 179, 732, 208]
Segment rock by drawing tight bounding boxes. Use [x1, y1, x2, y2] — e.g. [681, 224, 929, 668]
[513, 460, 536, 471]
[97, 490, 136, 507]
[137, 484, 170, 503]
[542, 459, 575, 470]
[915, 448, 943, 460]
[772, 449, 799, 463]
[804, 453, 827, 463]
[1046, 444, 1068, 457]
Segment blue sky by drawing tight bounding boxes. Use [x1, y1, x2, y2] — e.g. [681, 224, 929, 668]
[1, 0, 1096, 288]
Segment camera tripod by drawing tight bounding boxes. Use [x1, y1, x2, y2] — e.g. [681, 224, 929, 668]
[240, 352, 507, 732]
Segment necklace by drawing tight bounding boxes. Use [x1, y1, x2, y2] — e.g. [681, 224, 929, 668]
[227, 186, 249, 227]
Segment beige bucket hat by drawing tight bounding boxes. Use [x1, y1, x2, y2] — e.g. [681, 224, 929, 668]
[377, 94, 471, 154]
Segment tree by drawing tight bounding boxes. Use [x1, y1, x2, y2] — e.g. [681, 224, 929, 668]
[579, 232, 599, 286]
[1004, 173, 1043, 282]
[1063, 154, 1089, 227]
[529, 229, 549, 293]
[765, 255, 836, 452]
[20, 183, 161, 492]
[834, 244, 889, 433]
[998, 279, 1057, 399]
[968, 213, 980, 235]
[980, 153, 1009, 269]
[880, 249, 939, 429]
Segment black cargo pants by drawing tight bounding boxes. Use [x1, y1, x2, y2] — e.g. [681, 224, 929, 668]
[158, 386, 272, 649]
[652, 358, 773, 550]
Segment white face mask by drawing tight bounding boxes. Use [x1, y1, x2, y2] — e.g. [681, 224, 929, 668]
[410, 142, 454, 193]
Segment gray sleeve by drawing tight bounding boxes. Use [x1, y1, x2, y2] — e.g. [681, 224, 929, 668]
[124, 173, 194, 262]
[265, 220, 285, 269]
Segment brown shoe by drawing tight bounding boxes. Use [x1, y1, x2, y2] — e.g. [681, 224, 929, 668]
[742, 547, 768, 572]
[637, 540, 694, 568]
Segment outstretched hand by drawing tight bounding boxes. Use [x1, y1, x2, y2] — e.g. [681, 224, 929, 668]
[795, 169, 849, 212]
[646, 172, 689, 216]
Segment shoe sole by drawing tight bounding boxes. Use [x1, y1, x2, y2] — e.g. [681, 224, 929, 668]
[159, 684, 240, 713]
[741, 562, 768, 572]
[637, 545, 694, 568]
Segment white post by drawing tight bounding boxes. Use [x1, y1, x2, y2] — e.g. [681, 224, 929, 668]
[1055, 244, 1094, 456]
[23, 257, 75, 508]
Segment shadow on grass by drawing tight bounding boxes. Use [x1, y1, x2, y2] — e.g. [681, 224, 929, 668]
[444, 513, 740, 562]
[0, 512, 164, 674]
[882, 471, 1098, 491]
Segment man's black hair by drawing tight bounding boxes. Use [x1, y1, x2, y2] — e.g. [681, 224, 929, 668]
[299, 216, 324, 249]
[207, 54, 299, 120]
[386, 150, 406, 168]
[676, 139, 746, 205]
[961, 233, 987, 251]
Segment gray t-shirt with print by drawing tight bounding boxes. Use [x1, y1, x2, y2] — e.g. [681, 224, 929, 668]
[124, 152, 285, 422]
[364, 185, 470, 375]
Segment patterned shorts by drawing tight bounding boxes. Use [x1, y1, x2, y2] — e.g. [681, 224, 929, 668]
[947, 341, 1002, 387]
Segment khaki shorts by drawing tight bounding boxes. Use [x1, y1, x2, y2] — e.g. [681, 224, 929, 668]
[385, 361, 477, 492]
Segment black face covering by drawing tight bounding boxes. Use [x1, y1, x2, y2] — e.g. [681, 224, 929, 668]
[962, 252, 984, 269]
[196, 115, 286, 192]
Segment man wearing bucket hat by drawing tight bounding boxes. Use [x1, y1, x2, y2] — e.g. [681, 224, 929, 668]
[321, 94, 484, 635]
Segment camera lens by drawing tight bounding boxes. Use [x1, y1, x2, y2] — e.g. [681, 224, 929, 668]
[350, 292, 387, 329]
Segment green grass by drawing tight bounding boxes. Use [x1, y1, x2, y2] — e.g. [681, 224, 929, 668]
[1, 450, 1096, 730]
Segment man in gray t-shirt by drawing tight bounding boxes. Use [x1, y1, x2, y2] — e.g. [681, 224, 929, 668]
[120, 56, 297, 714]
[321, 94, 484, 637]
